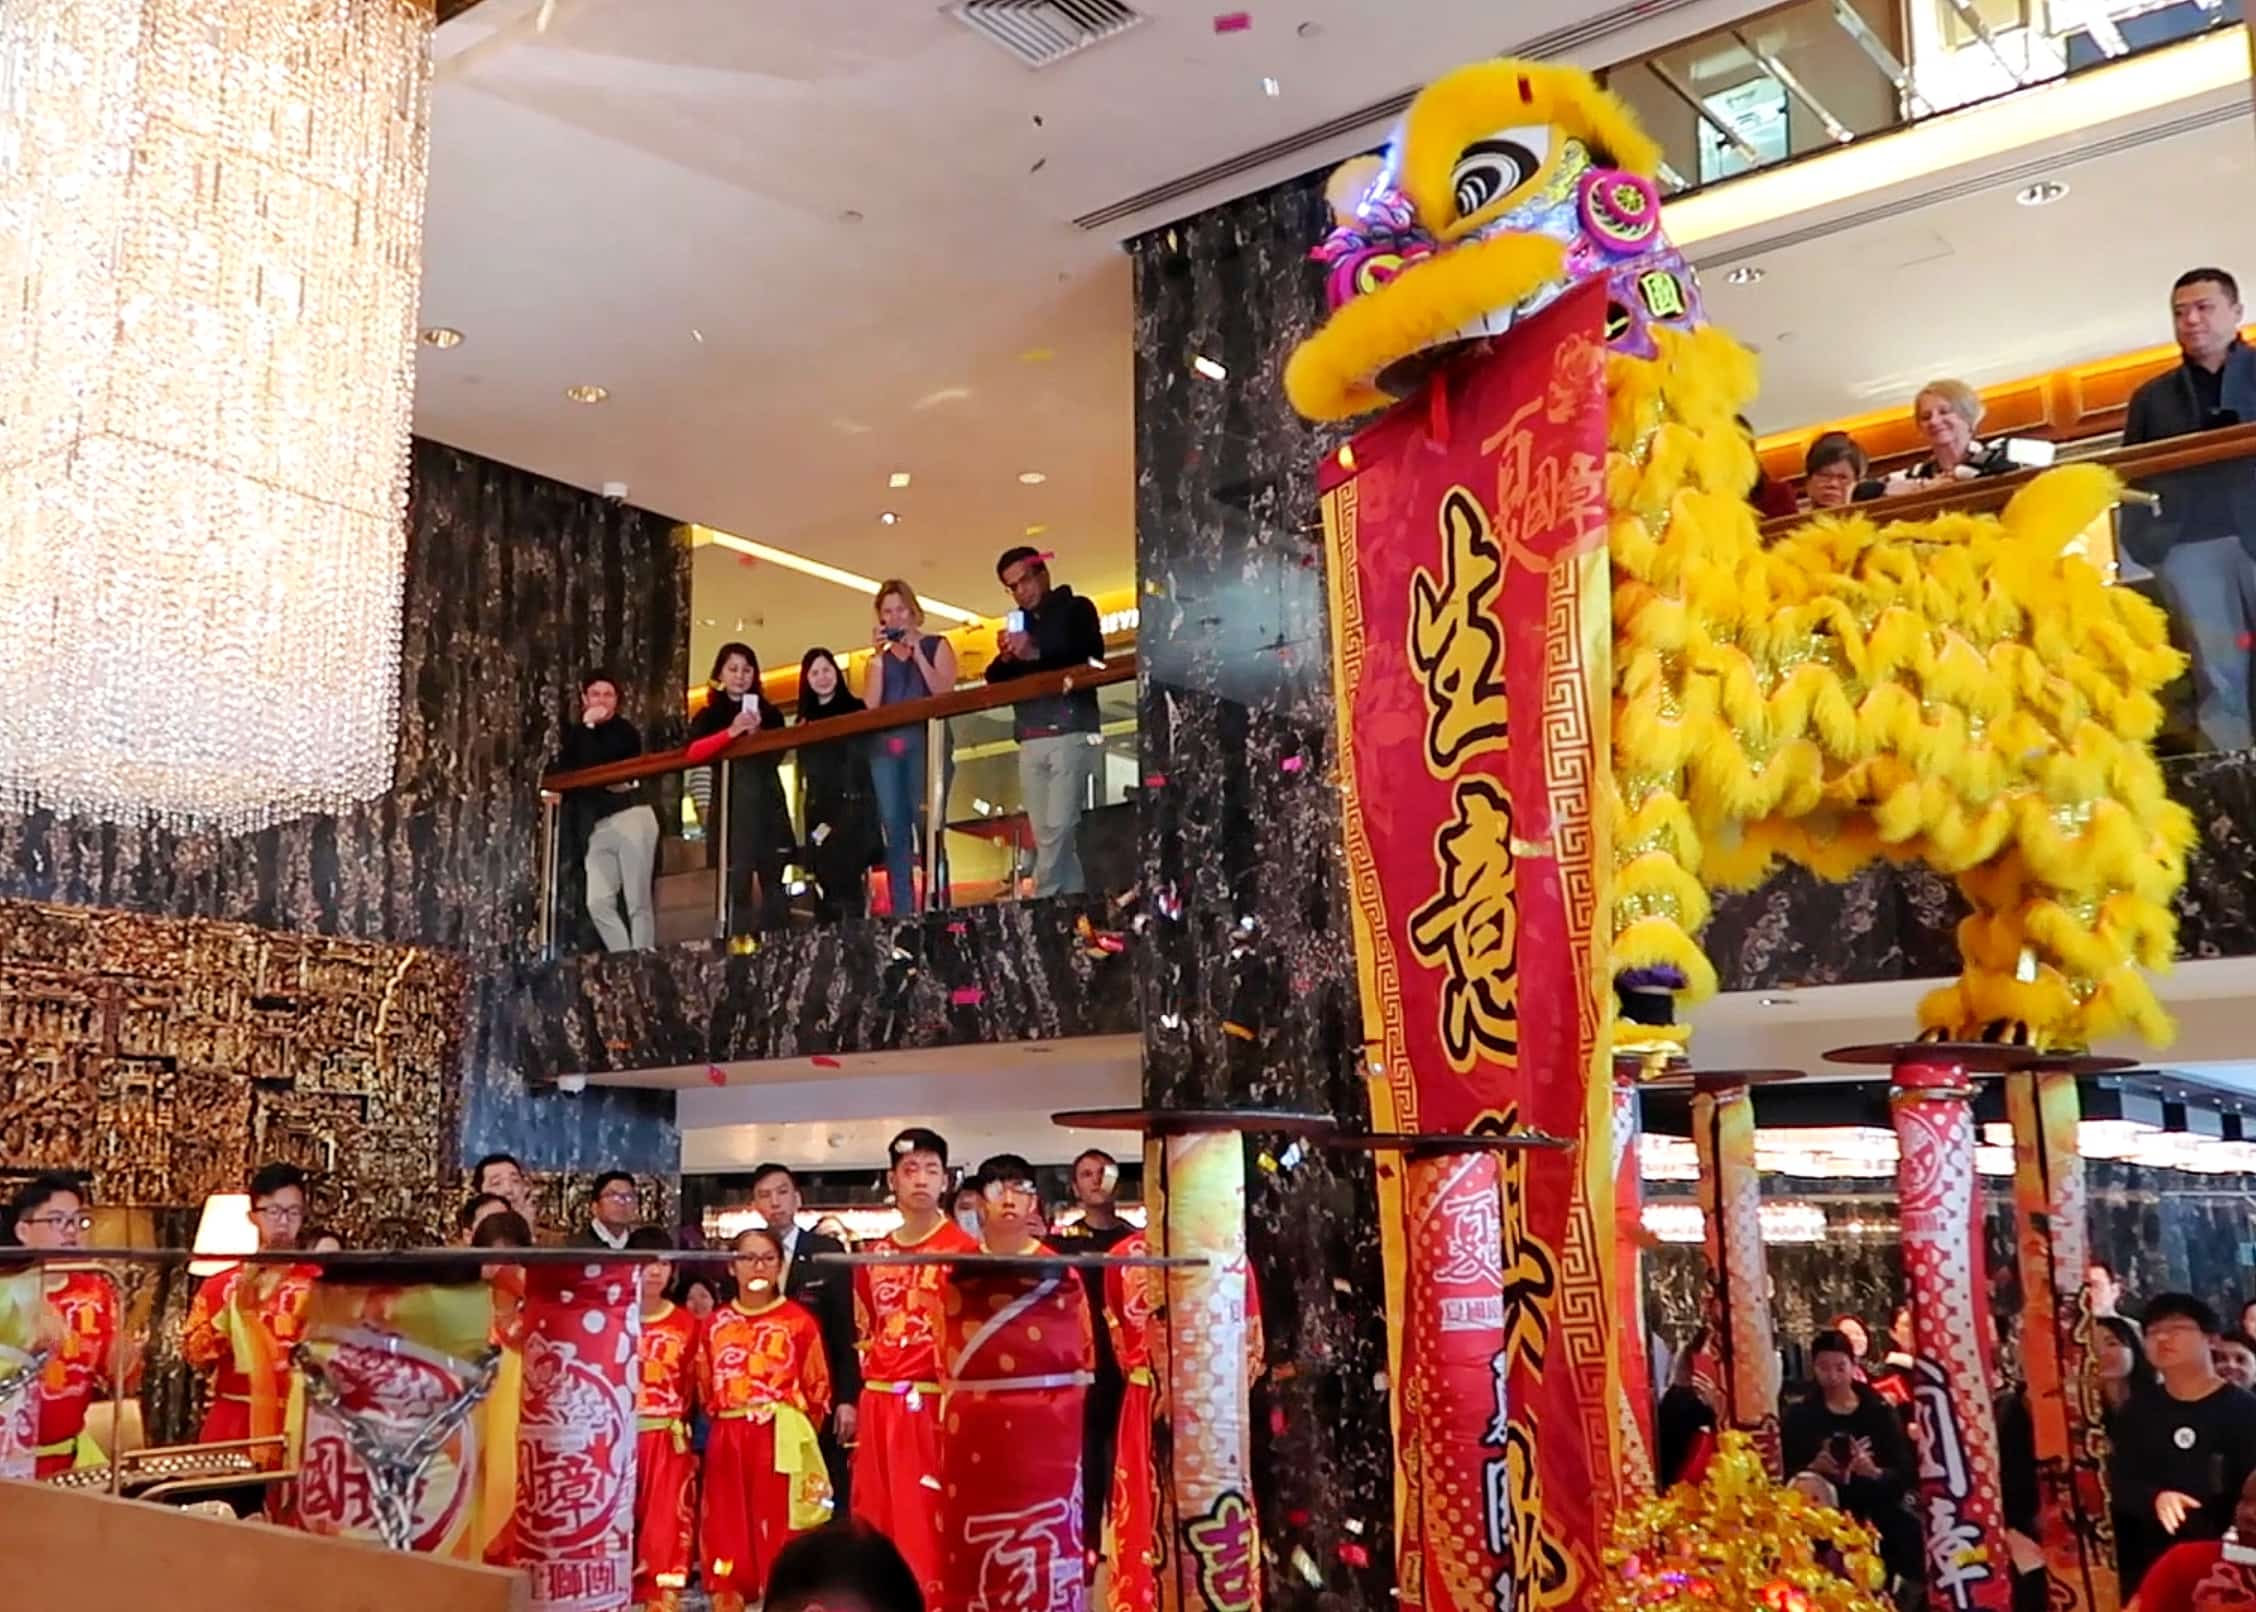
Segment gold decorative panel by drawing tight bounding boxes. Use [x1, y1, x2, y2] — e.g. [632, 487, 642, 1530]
[0, 899, 466, 1242]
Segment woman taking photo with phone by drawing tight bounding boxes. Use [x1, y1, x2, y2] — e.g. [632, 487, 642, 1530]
[795, 647, 879, 921]
[862, 580, 956, 914]
[686, 642, 796, 933]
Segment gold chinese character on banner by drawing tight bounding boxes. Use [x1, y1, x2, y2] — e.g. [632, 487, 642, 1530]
[1409, 486, 1510, 773]
[1407, 777, 1520, 1070]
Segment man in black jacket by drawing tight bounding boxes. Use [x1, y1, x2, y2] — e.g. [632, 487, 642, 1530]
[550, 669, 657, 950]
[986, 546, 1106, 896]
[1784, 1330, 1924, 1601]
[2121, 267, 2256, 752]
[752, 1161, 861, 1508]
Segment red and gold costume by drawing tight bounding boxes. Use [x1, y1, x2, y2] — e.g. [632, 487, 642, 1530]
[34, 1270, 118, 1477]
[633, 1301, 700, 1607]
[181, 1261, 316, 1461]
[697, 1295, 833, 1606]
[936, 1246, 1096, 1612]
[852, 1217, 978, 1600]
[1101, 1233, 1159, 1612]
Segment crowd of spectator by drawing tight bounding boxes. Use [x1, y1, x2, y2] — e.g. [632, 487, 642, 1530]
[554, 545, 1108, 951]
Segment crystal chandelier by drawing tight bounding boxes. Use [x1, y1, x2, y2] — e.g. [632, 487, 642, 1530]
[0, 0, 432, 832]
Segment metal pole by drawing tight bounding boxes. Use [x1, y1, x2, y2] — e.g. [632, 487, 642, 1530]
[923, 714, 946, 913]
[713, 762, 732, 939]
[537, 795, 559, 961]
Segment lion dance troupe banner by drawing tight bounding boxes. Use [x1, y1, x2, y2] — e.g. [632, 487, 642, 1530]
[1321, 281, 1633, 1610]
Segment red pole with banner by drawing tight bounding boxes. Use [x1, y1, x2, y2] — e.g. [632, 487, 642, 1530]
[517, 1258, 640, 1612]
[1839, 1044, 2018, 1612]
[2006, 1059, 2128, 1612]
[1686, 1073, 1788, 1476]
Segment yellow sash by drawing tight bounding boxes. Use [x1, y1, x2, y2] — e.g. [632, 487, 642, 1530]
[770, 1403, 833, 1531]
[478, 1342, 523, 1563]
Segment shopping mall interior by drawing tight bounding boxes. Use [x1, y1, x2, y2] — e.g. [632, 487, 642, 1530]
[6, 1, 2256, 1609]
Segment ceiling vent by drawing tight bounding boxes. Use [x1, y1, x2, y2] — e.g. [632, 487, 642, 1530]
[950, 0, 1145, 69]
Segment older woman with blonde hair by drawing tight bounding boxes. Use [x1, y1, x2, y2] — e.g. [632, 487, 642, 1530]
[863, 579, 958, 914]
[1889, 378, 2017, 490]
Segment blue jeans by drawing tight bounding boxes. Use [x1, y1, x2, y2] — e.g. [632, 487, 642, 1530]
[2156, 534, 2256, 751]
[869, 727, 949, 912]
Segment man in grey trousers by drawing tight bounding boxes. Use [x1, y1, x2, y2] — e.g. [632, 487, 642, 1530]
[2122, 266, 2256, 753]
[551, 669, 658, 949]
[985, 544, 1107, 895]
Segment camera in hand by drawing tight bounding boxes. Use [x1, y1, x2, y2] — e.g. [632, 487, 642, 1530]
[882, 626, 907, 642]
[1827, 1434, 1855, 1464]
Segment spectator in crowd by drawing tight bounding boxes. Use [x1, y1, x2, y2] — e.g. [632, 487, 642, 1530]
[2217, 1330, 2256, 1391]
[1869, 1303, 1917, 1407]
[1737, 415, 1799, 518]
[1655, 1326, 1721, 1491]
[685, 642, 797, 935]
[2243, 1298, 2256, 1340]
[1803, 432, 1871, 510]
[573, 1171, 641, 1251]
[471, 1209, 532, 1251]
[2098, 1314, 2160, 1415]
[797, 647, 879, 922]
[950, 1181, 985, 1241]
[1829, 1313, 1874, 1377]
[765, 1519, 926, 1612]
[682, 1275, 722, 1319]
[2089, 1261, 2126, 1320]
[553, 670, 658, 951]
[753, 1162, 861, 1509]
[2110, 1293, 2256, 1593]
[863, 580, 959, 915]
[1782, 1329, 1923, 1599]
[471, 1153, 536, 1229]
[985, 545, 1106, 897]
[457, 1193, 511, 1241]
[1890, 379, 2017, 488]
[2120, 266, 2256, 752]
[2131, 1468, 2256, 1612]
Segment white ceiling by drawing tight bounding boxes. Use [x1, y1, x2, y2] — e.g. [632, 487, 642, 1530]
[412, 0, 1813, 667]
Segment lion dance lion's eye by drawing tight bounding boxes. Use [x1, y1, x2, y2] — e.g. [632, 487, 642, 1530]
[1449, 135, 1545, 220]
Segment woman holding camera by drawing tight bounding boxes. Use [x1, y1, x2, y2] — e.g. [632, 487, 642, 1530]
[862, 580, 957, 915]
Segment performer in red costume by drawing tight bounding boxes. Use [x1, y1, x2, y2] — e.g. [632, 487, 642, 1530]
[629, 1227, 699, 1612]
[853, 1127, 978, 1602]
[2130, 1470, 2256, 1610]
[9, 1175, 132, 1477]
[1100, 1227, 1159, 1612]
[935, 1153, 1096, 1612]
[698, 1226, 834, 1612]
[181, 1163, 316, 1462]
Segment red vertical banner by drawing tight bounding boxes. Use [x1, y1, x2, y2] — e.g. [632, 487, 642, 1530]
[2006, 1070, 2119, 1612]
[1689, 1082, 1780, 1472]
[1320, 280, 1621, 1609]
[1892, 1062, 2013, 1612]
[518, 1260, 640, 1612]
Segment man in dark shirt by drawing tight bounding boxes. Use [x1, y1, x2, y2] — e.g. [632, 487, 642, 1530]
[2121, 267, 2256, 752]
[1051, 1148, 1134, 1556]
[985, 546, 1106, 896]
[2110, 1293, 2256, 1595]
[550, 670, 657, 950]
[1782, 1330, 1923, 1598]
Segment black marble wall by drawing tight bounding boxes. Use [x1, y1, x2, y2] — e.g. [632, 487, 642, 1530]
[0, 437, 689, 1175]
[1132, 173, 1399, 1610]
[485, 894, 1138, 1085]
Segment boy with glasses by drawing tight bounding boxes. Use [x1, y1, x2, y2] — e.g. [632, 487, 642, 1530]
[9, 1174, 131, 1476]
[182, 1162, 317, 1459]
[2111, 1292, 2256, 1594]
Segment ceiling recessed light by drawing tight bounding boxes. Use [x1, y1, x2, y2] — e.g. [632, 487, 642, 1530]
[1018, 471, 1047, 485]
[888, 471, 911, 489]
[1025, 523, 1048, 537]
[419, 326, 463, 348]
[565, 384, 608, 404]
[1261, 76, 1281, 97]
[2015, 179, 2068, 207]
[691, 328, 705, 344]
[1191, 354, 1229, 381]
[879, 510, 900, 525]
[699, 617, 716, 627]
[1723, 265, 1764, 286]
[1758, 994, 1795, 1008]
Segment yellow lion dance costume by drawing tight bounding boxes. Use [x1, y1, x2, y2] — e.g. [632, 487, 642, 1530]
[1286, 60, 2191, 1052]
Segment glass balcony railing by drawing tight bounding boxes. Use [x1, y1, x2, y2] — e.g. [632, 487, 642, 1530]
[1600, 0, 2243, 196]
[1760, 420, 2256, 757]
[537, 656, 1138, 957]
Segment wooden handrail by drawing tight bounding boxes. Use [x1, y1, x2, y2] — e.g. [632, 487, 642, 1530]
[1755, 420, 2256, 541]
[543, 655, 1138, 791]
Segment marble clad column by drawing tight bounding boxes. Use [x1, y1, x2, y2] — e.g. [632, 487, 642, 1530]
[1130, 172, 1398, 1605]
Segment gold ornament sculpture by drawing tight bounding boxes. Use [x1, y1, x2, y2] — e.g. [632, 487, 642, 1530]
[1597, 1432, 1892, 1612]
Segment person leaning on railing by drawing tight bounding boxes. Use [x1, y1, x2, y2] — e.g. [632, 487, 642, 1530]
[685, 641, 797, 936]
[862, 579, 958, 915]
[2120, 266, 2256, 754]
[985, 545, 1106, 898]
[1884, 378, 2020, 492]
[552, 668, 659, 952]
[796, 646, 880, 922]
